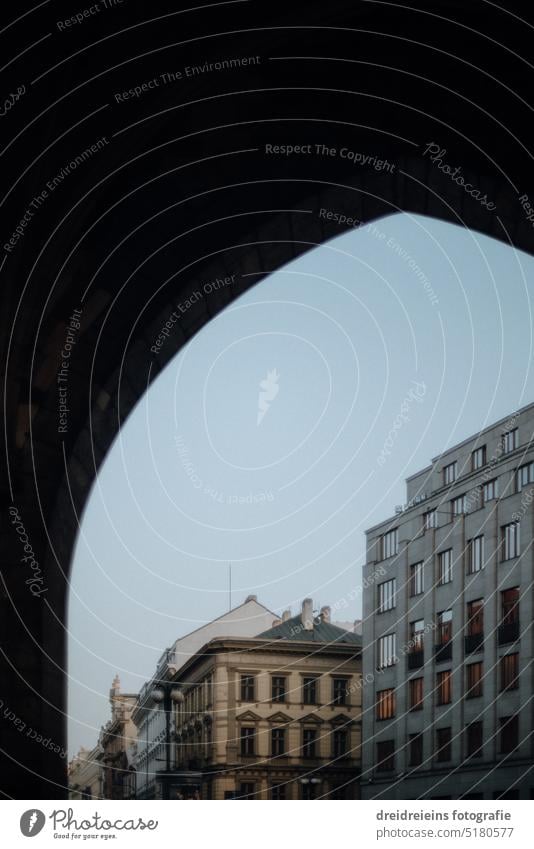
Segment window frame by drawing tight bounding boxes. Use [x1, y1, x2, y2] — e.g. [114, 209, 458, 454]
[438, 549, 453, 585]
[240, 726, 256, 757]
[466, 661, 483, 698]
[500, 653, 519, 692]
[302, 675, 318, 706]
[409, 561, 424, 597]
[271, 675, 287, 704]
[502, 428, 518, 455]
[376, 687, 396, 720]
[409, 677, 424, 711]
[436, 669, 452, 705]
[501, 522, 520, 561]
[271, 726, 287, 757]
[472, 446, 486, 470]
[443, 461, 457, 486]
[377, 633, 397, 670]
[468, 535, 484, 574]
[380, 528, 399, 560]
[377, 577, 397, 613]
[240, 674, 256, 702]
[302, 727, 318, 759]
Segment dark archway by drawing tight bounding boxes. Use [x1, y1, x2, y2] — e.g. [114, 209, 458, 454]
[2, 0, 534, 797]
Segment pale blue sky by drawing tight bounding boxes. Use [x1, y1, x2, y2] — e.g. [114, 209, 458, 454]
[68, 212, 534, 755]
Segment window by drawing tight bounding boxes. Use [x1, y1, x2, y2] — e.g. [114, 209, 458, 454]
[466, 661, 483, 698]
[332, 677, 348, 706]
[270, 784, 286, 800]
[443, 461, 457, 485]
[466, 722, 483, 758]
[376, 688, 396, 720]
[332, 729, 348, 759]
[300, 782, 318, 800]
[376, 740, 395, 772]
[380, 528, 399, 560]
[501, 587, 519, 625]
[483, 478, 499, 502]
[499, 715, 518, 753]
[271, 676, 286, 703]
[451, 494, 466, 517]
[302, 728, 317, 758]
[409, 561, 424, 596]
[423, 509, 437, 531]
[409, 619, 425, 652]
[437, 670, 452, 705]
[468, 536, 484, 573]
[436, 610, 452, 644]
[472, 446, 486, 470]
[502, 522, 520, 560]
[238, 782, 256, 799]
[409, 677, 424, 710]
[378, 578, 396, 612]
[240, 674, 255, 702]
[240, 727, 256, 757]
[302, 676, 318, 705]
[436, 727, 452, 762]
[377, 634, 397, 669]
[466, 599, 484, 635]
[438, 549, 453, 585]
[271, 727, 286, 757]
[409, 732, 423, 766]
[516, 462, 534, 491]
[502, 428, 518, 454]
[500, 653, 519, 691]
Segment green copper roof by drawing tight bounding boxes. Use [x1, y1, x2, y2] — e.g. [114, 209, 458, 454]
[258, 614, 361, 646]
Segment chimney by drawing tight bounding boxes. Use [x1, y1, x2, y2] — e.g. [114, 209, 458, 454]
[301, 598, 314, 630]
[320, 605, 331, 623]
[282, 609, 291, 622]
[272, 618, 282, 627]
[245, 594, 257, 603]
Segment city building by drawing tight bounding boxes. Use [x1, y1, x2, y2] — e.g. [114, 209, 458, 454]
[68, 744, 103, 799]
[99, 674, 138, 799]
[167, 599, 362, 799]
[132, 596, 277, 798]
[362, 402, 534, 799]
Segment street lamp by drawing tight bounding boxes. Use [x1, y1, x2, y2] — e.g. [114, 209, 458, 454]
[150, 682, 184, 800]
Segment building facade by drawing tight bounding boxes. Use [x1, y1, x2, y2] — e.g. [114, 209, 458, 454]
[99, 675, 138, 799]
[362, 403, 534, 799]
[169, 600, 362, 799]
[68, 744, 103, 799]
[132, 596, 277, 798]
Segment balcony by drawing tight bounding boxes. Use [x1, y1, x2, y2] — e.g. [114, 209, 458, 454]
[434, 642, 452, 663]
[464, 633, 484, 654]
[498, 621, 519, 645]
[407, 650, 424, 669]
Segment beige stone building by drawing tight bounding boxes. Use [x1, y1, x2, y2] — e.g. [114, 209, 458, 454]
[169, 600, 362, 799]
[100, 674, 138, 799]
[68, 744, 102, 799]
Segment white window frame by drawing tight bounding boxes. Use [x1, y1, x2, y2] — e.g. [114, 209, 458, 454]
[468, 535, 484, 573]
[377, 633, 397, 669]
[443, 461, 457, 485]
[438, 549, 453, 585]
[377, 578, 396, 613]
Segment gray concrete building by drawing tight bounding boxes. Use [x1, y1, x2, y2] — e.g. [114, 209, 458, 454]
[362, 402, 534, 799]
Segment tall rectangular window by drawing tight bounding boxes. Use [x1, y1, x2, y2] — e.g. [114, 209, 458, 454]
[240, 674, 255, 702]
[271, 727, 286, 757]
[302, 676, 318, 705]
[240, 726, 256, 757]
[380, 528, 399, 560]
[438, 549, 453, 585]
[501, 587, 519, 624]
[423, 509, 437, 531]
[502, 428, 518, 454]
[409, 619, 425, 652]
[472, 446, 486, 470]
[466, 661, 483, 698]
[333, 729, 348, 759]
[377, 578, 396, 613]
[332, 678, 348, 706]
[376, 740, 395, 772]
[376, 688, 396, 720]
[466, 721, 483, 758]
[500, 653, 519, 691]
[502, 522, 520, 560]
[409, 677, 424, 710]
[451, 494, 466, 517]
[377, 634, 397, 669]
[436, 610, 452, 644]
[466, 599, 484, 635]
[271, 676, 286, 703]
[499, 715, 518, 753]
[437, 670, 452, 705]
[516, 462, 534, 491]
[409, 732, 423, 766]
[468, 536, 484, 573]
[302, 728, 317, 758]
[483, 478, 499, 502]
[409, 561, 424, 596]
[436, 727, 452, 762]
[443, 462, 457, 485]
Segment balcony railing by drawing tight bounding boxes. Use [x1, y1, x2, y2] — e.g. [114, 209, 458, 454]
[434, 641, 452, 662]
[464, 633, 484, 654]
[498, 621, 519, 645]
[407, 649, 424, 669]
